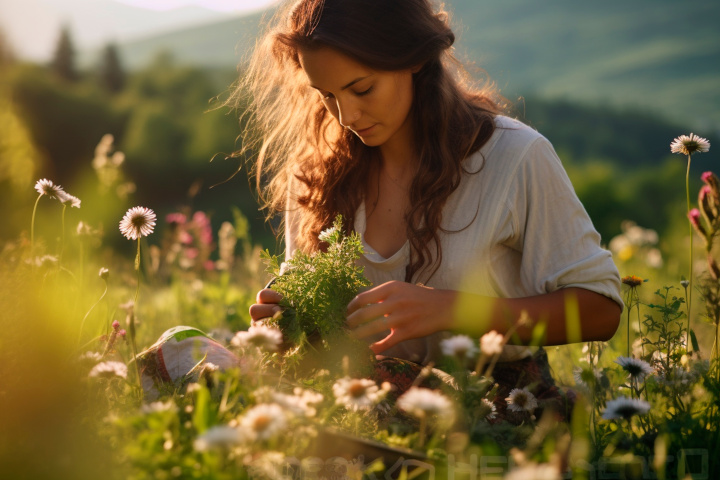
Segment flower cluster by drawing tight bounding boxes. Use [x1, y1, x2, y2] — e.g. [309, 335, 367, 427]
[34, 179, 81, 208]
[609, 221, 662, 268]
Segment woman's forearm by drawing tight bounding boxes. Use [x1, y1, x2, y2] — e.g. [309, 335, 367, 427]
[450, 287, 622, 346]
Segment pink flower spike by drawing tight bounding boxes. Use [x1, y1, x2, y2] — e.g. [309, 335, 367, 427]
[688, 208, 707, 238]
[166, 213, 187, 225]
[118, 329, 127, 338]
[112, 320, 120, 331]
[701, 171, 719, 194]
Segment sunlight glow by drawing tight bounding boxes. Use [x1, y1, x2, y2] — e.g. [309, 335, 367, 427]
[114, 0, 278, 12]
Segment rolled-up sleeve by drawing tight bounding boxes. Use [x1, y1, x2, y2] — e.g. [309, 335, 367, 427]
[509, 138, 623, 309]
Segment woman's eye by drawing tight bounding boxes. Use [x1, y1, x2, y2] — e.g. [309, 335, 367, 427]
[321, 92, 334, 99]
[355, 87, 373, 97]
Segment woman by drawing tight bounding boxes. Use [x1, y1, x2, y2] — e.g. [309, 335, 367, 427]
[243, 0, 622, 404]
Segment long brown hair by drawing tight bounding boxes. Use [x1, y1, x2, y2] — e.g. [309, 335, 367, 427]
[233, 0, 505, 282]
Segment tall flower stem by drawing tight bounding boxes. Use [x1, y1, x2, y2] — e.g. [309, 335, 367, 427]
[77, 281, 108, 346]
[686, 154, 693, 331]
[60, 204, 67, 263]
[129, 238, 142, 390]
[30, 194, 42, 258]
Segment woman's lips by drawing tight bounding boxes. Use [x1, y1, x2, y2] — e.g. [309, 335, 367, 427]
[354, 124, 376, 136]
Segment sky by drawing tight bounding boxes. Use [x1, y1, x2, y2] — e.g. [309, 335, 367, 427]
[0, 0, 278, 61]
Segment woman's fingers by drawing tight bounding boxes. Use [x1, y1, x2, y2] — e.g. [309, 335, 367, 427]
[256, 288, 283, 304]
[346, 301, 390, 329]
[351, 314, 392, 339]
[346, 281, 398, 315]
[250, 288, 283, 322]
[249, 303, 281, 322]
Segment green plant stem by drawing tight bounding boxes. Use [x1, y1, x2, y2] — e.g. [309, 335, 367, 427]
[682, 282, 690, 353]
[130, 238, 142, 391]
[30, 194, 41, 258]
[77, 281, 108, 346]
[418, 414, 427, 449]
[60, 204, 67, 264]
[636, 295, 644, 358]
[686, 154, 693, 339]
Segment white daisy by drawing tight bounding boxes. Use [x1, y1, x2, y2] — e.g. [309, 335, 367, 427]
[88, 361, 128, 379]
[397, 387, 455, 426]
[193, 425, 245, 451]
[615, 356, 654, 381]
[141, 400, 178, 414]
[119, 206, 157, 240]
[254, 386, 324, 418]
[332, 377, 387, 412]
[440, 334, 478, 360]
[231, 325, 283, 352]
[59, 192, 81, 208]
[239, 403, 288, 441]
[318, 225, 339, 243]
[34, 178, 65, 200]
[670, 133, 710, 156]
[505, 387, 539, 414]
[573, 366, 602, 389]
[479, 398, 497, 420]
[601, 396, 651, 420]
[479, 330, 505, 356]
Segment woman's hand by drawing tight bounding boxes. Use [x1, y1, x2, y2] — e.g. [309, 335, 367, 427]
[249, 288, 283, 325]
[346, 280, 457, 354]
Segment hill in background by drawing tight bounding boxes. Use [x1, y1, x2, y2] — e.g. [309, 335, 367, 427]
[109, 0, 720, 131]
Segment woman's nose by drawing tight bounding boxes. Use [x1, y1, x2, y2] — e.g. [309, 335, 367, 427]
[337, 98, 360, 127]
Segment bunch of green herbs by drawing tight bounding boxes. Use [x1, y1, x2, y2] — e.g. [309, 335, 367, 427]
[261, 215, 371, 349]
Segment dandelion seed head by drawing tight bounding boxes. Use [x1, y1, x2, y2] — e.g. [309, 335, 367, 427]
[601, 396, 651, 420]
[506, 387, 539, 413]
[670, 133, 710, 156]
[119, 206, 157, 240]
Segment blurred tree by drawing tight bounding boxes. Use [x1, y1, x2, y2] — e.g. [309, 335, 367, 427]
[50, 26, 78, 82]
[98, 43, 125, 93]
[0, 27, 15, 68]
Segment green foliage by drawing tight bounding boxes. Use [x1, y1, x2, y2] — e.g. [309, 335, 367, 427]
[262, 215, 371, 347]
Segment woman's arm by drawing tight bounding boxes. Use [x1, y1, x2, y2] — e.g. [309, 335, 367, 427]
[346, 281, 621, 354]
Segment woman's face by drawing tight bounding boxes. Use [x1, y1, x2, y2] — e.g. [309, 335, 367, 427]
[298, 46, 416, 152]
